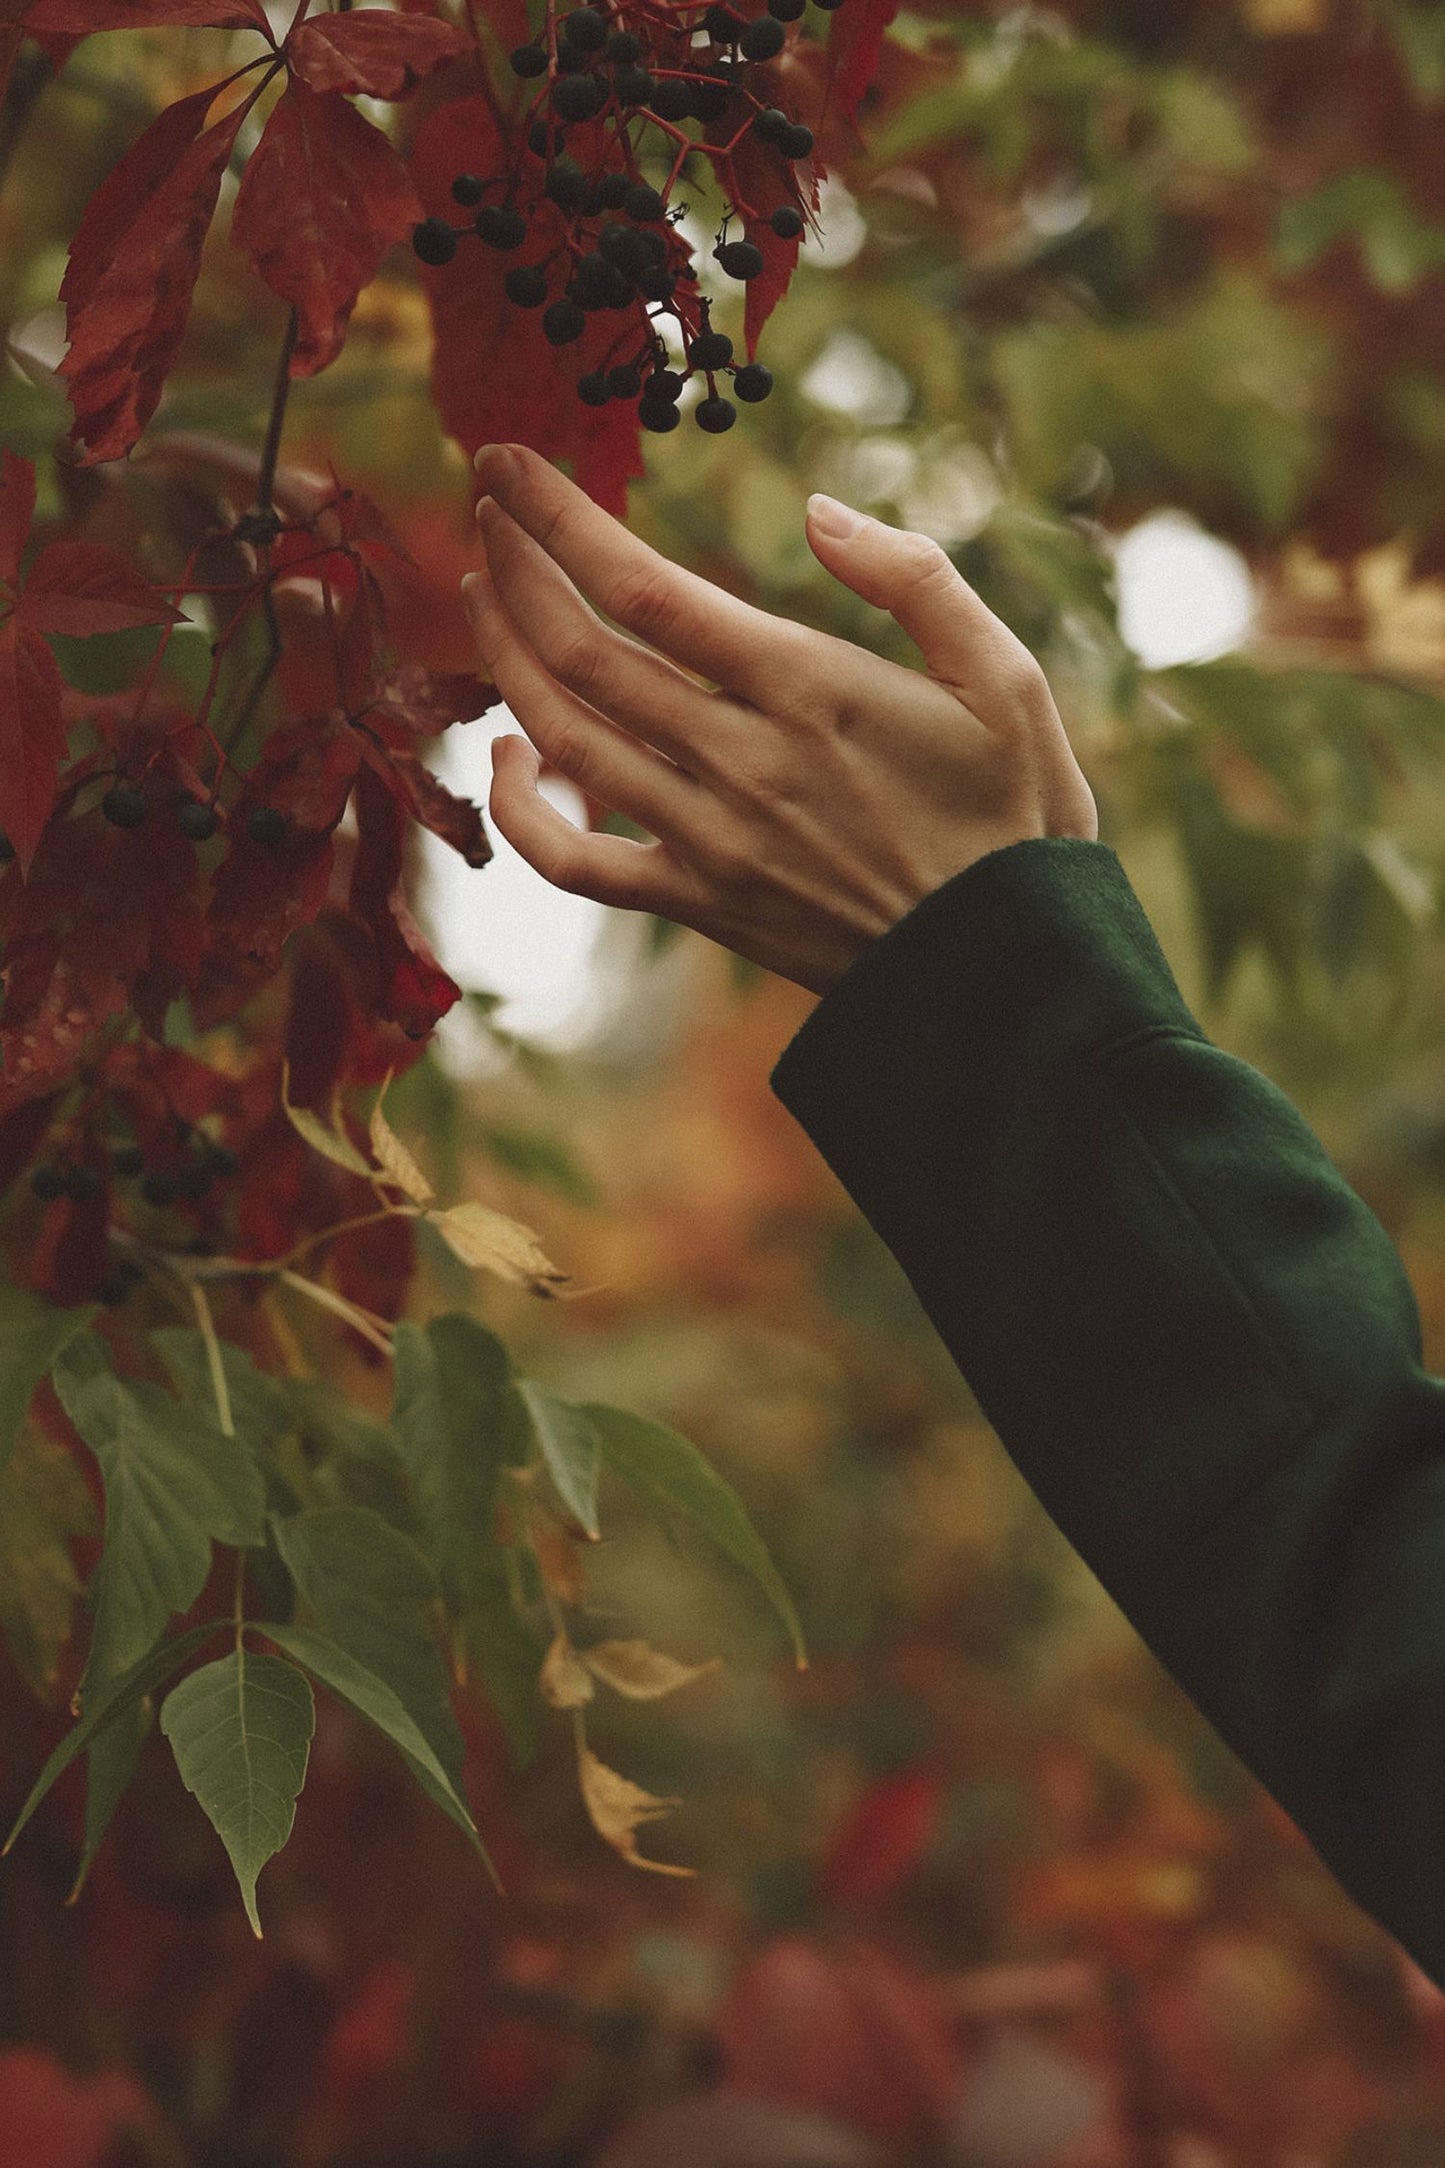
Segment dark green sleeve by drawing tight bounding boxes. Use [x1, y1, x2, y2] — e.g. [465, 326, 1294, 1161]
[770, 834, 1445, 1989]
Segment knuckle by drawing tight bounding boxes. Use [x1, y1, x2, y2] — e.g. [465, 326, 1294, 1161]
[610, 565, 675, 645]
[896, 531, 956, 592]
[551, 628, 605, 698]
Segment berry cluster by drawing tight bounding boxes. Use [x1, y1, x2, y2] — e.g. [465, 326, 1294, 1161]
[413, 0, 847, 429]
[30, 1124, 241, 1300]
[98, 779, 289, 847]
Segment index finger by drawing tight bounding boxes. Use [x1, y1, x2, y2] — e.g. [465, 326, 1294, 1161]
[473, 443, 801, 709]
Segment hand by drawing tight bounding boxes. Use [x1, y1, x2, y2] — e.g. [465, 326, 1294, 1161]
[463, 443, 1098, 999]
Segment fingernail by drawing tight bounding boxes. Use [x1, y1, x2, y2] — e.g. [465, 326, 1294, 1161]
[807, 493, 865, 540]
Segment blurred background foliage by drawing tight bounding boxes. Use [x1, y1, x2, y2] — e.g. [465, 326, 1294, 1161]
[9, 0, 1445, 2163]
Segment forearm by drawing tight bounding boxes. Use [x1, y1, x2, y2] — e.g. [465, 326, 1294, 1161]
[771, 834, 1445, 1989]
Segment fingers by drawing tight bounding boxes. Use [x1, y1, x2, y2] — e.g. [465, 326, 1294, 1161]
[463, 556, 705, 842]
[476, 496, 735, 777]
[804, 503, 1052, 728]
[474, 442, 803, 710]
[488, 732, 675, 913]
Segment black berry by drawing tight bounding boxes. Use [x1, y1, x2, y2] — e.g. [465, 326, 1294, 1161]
[733, 360, 774, 401]
[510, 41, 548, 74]
[613, 65, 655, 105]
[578, 370, 612, 405]
[639, 397, 682, 433]
[637, 263, 675, 299]
[477, 203, 527, 248]
[543, 297, 587, 344]
[704, 3, 740, 36]
[649, 76, 693, 120]
[754, 105, 790, 143]
[689, 76, 731, 120]
[600, 262, 636, 307]
[717, 238, 764, 279]
[565, 6, 607, 49]
[30, 1165, 65, 1201]
[102, 782, 147, 829]
[690, 328, 733, 370]
[769, 0, 806, 14]
[207, 1143, 240, 1177]
[141, 1170, 179, 1206]
[95, 1271, 130, 1306]
[111, 1144, 145, 1177]
[648, 367, 685, 400]
[812, 0, 848, 9]
[696, 394, 737, 432]
[780, 122, 815, 158]
[596, 170, 632, 207]
[451, 173, 486, 207]
[528, 118, 565, 156]
[569, 252, 615, 308]
[545, 158, 590, 211]
[606, 28, 642, 62]
[608, 362, 643, 397]
[246, 805, 288, 846]
[505, 263, 550, 307]
[625, 181, 665, 221]
[554, 71, 607, 121]
[555, 37, 588, 70]
[770, 204, 805, 238]
[176, 799, 218, 841]
[412, 218, 457, 266]
[740, 15, 786, 58]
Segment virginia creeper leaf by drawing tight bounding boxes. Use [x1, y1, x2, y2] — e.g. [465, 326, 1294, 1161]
[231, 82, 421, 377]
[368, 1070, 434, 1203]
[280, 1057, 375, 1178]
[425, 1201, 569, 1297]
[576, 1743, 693, 1877]
[517, 1379, 601, 1539]
[586, 1404, 808, 1668]
[148, 1326, 296, 1448]
[22, 1, 273, 29]
[3, 1620, 227, 1858]
[349, 760, 462, 1036]
[0, 613, 67, 878]
[270, 1504, 466, 1797]
[21, 542, 184, 639]
[260, 1621, 487, 1865]
[826, 0, 902, 126]
[51, 1331, 268, 1694]
[0, 1281, 94, 1481]
[71, 1699, 151, 1902]
[160, 1650, 314, 1938]
[580, 1639, 721, 1700]
[0, 1421, 96, 1696]
[540, 1627, 593, 1709]
[363, 741, 492, 869]
[60, 83, 256, 463]
[389, 1316, 529, 1621]
[288, 10, 465, 100]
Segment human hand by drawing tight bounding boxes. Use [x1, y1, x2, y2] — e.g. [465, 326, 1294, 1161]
[463, 443, 1098, 999]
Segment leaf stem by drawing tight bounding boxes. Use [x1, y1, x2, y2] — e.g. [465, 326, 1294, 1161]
[256, 308, 300, 519]
[190, 1278, 235, 1437]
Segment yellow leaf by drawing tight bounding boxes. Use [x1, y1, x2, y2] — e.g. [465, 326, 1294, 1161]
[425, 1201, 569, 1297]
[576, 1744, 695, 1878]
[581, 1639, 721, 1701]
[540, 1629, 594, 1709]
[280, 1059, 375, 1179]
[368, 1069, 434, 1204]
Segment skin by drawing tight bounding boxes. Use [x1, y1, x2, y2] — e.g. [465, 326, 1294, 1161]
[463, 441, 1099, 1000]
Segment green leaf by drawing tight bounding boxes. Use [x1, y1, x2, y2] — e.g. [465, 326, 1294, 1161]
[260, 1623, 491, 1876]
[460, 1553, 546, 1769]
[271, 1505, 466, 1795]
[0, 1285, 95, 1482]
[0, 1422, 96, 1695]
[585, 1405, 807, 1669]
[160, 1650, 315, 1938]
[149, 1327, 296, 1447]
[4, 1621, 227, 1858]
[518, 1380, 601, 1540]
[51, 1332, 268, 1694]
[71, 1700, 152, 1902]
[390, 1315, 530, 1619]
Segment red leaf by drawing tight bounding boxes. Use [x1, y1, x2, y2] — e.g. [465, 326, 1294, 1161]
[21, 542, 183, 637]
[288, 10, 466, 100]
[709, 116, 821, 362]
[817, 1764, 946, 1907]
[361, 737, 492, 867]
[0, 2044, 164, 2167]
[0, 447, 35, 591]
[231, 83, 421, 377]
[59, 84, 255, 464]
[825, 0, 902, 125]
[0, 617, 67, 878]
[410, 97, 646, 518]
[374, 665, 500, 739]
[21, 0, 272, 29]
[348, 761, 460, 1038]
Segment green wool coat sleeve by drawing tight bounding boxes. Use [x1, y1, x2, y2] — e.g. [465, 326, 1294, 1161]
[769, 833, 1445, 1992]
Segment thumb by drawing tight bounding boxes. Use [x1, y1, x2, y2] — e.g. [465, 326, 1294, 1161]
[804, 493, 1039, 717]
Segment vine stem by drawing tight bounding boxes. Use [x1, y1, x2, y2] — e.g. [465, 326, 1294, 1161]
[256, 307, 299, 518]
